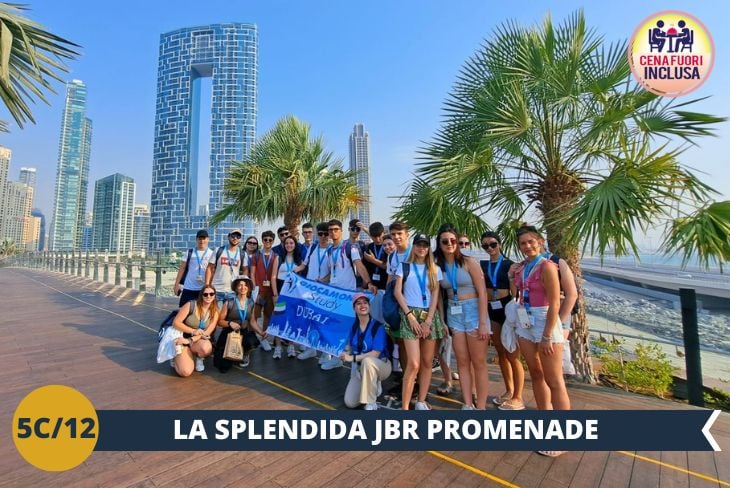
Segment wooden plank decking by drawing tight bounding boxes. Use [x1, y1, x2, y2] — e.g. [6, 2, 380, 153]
[0, 267, 728, 488]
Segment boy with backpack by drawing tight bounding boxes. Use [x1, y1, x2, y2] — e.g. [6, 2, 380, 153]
[173, 229, 214, 307]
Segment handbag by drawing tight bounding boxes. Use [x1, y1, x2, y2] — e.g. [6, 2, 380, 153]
[223, 330, 244, 361]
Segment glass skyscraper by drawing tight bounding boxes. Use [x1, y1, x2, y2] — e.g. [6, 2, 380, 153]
[50, 80, 92, 251]
[349, 123, 372, 225]
[91, 173, 135, 252]
[150, 23, 258, 250]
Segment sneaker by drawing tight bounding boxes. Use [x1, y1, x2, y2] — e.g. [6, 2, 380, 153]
[273, 346, 282, 359]
[195, 357, 205, 372]
[320, 357, 343, 370]
[492, 392, 512, 406]
[461, 404, 476, 410]
[287, 344, 296, 358]
[498, 399, 526, 411]
[238, 353, 250, 368]
[451, 371, 460, 381]
[169, 359, 175, 368]
[415, 401, 431, 410]
[377, 381, 382, 397]
[431, 357, 441, 372]
[319, 353, 332, 365]
[260, 338, 272, 352]
[364, 403, 378, 410]
[297, 348, 318, 360]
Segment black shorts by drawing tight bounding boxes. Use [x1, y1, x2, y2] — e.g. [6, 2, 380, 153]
[488, 295, 513, 324]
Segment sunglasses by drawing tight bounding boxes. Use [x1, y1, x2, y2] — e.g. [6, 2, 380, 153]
[201, 292, 215, 297]
[459, 241, 471, 248]
[482, 242, 499, 250]
[349, 227, 360, 232]
[317, 231, 329, 237]
[229, 234, 242, 239]
[279, 233, 289, 238]
[263, 237, 274, 242]
[516, 225, 538, 236]
[328, 228, 341, 232]
[440, 238, 456, 246]
[246, 241, 257, 245]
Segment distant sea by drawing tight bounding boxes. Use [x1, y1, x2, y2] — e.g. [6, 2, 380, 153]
[582, 252, 725, 274]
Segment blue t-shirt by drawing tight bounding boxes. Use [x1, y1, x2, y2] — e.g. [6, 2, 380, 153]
[349, 320, 388, 360]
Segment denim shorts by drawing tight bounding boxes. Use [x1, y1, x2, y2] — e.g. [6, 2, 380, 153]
[514, 306, 565, 344]
[446, 297, 485, 334]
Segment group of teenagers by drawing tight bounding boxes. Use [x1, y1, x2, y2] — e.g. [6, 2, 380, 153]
[165, 219, 577, 455]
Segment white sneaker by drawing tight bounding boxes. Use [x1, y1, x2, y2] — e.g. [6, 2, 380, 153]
[415, 401, 431, 410]
[461, 404, 476, 410]
[320, 357, 343, 370]
[169, 359, 175, 368]
[318, 353, 332, 365]
[273, 346, 282, 359]
[298, 348, 317, 360]
[195, 357, 205, 372]
[364, 403, 378, 410]
[377, 380, 382, 397]
[287, 344, 296, 358]
[260, 338, 272, 352]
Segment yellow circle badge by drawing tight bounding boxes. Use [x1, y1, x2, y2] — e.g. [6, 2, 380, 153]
[628, 11, 714, 97]
[12, 385, 99, 471]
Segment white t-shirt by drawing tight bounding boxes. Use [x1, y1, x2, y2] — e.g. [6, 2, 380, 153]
[211, 246, 249, 289]
[387, 247, 412, 276]
[328, 241, 362, 290]
[304, 244, 331, 281]
[182, 248, 214, 290]
[396, 262, 443, 309]
[277, 256, 298, 281]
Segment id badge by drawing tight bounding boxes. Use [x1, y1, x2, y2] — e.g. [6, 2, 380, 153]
[372, 273, 381, 282]
[195, 275, 204, 284]
[263, 280, 271, 287]
[450, 303, 463, 315]
[516, 305, 531, 328]
[490, 300, 503, 310]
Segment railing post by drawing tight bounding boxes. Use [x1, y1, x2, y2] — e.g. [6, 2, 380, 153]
[103, 259, 109, 283]
[139, 259, 146, 292]
[115, 261, 121, 286]
[680, 288, 704, 407]
[84, 251, 90, 278]
[93, 252, 99, 281]
[155, 251, 162, 297]
[126, 258, 133, 288]
[77, 250, 83, 275]
[63, 252, 69, 274]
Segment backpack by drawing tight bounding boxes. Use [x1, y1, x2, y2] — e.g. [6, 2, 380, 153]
[211, 246, 245, 276]
[381, 262, 410, 331]
[347, 319, 393, 360]
[157, 301, 197, 342]
[178, 249, 193, 285]
[547, 254, 580, 315]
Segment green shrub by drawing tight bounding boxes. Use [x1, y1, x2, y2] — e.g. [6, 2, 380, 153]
[594, 339, 675, 398]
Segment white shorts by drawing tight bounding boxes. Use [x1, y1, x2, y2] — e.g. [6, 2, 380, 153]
[514, 306, 565, 344]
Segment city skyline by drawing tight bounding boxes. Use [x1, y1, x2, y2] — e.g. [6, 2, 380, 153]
[91, 173, 135, 252]
[349, 124, 372, 227]
[1, 1, 728, 250]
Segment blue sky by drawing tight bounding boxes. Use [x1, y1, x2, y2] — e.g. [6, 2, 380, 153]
[2, 0, 728, 243]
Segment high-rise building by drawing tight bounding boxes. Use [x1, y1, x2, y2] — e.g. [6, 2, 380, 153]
[30, 208, 46, 251]
[91, 173, 135, 252]
[133, 204, 151, 252]
[150, 23, 258, 251]
[0, 146, 10, 238]
[2, 181, 33, 245]
[349, 123, 372, 225]
[50, 80, 92, 251]
[18, 167, 37, 192]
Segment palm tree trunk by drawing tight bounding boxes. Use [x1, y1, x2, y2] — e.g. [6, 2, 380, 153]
[542, 173, 596, 383]
[283, 207, 302, 240]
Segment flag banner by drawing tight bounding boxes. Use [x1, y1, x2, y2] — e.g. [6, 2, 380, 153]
[94, 410, 721, 452]
[267, 275, 366, 355]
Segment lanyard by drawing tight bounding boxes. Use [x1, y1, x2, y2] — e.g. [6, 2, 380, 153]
[194, 249, 205, 276]
[412, 263, 428, 307]
[316, 245, 329, 278]
[331, 242, 346, 278]
[521, 256, 543, 309]
[354, 318, 376, 354]
[374, 244, 384, 260]
[394, 246, 411, 269]
[198, 308, 209, 329]
[225, 247, 239, 273]
[447, 262, 459, 300]
[234, 297, 248, 324]
[285, 257, 294, 274]
[261, 251, 272, 274]
[487, 255, 504, 299]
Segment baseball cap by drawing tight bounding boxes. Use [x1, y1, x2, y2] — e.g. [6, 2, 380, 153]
[412, 233, 430, 246]
[352, 293, 370, 306]
[196, 229, 209, 238]
[228, 228, 243, 237]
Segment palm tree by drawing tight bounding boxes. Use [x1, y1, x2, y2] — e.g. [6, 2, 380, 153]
[394, 11, 728, 382]
[211, 115, 363, 236]
[0, 238, 18, 256]
[0, 2, 79, 132]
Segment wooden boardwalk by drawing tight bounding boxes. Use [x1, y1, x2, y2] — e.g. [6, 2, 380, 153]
[0, 267, 728, 488]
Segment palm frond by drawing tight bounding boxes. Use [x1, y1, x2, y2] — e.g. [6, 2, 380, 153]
[662, 201, 730, 271]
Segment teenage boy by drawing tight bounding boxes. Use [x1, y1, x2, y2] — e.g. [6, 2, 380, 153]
[301, 222, 314, 248]
[174, 229, 214, 306]
[250, 230, 279, 352]
[297, 221, 332, 360]
[320, 219, 377, 370]
[362, 221, 388, 323]
[273, 225, 307, 260]
[386, 221, 412, 378]
[206, 228, 248, 305]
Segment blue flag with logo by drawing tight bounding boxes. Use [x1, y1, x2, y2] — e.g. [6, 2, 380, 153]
[267, 275, 365, 355]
